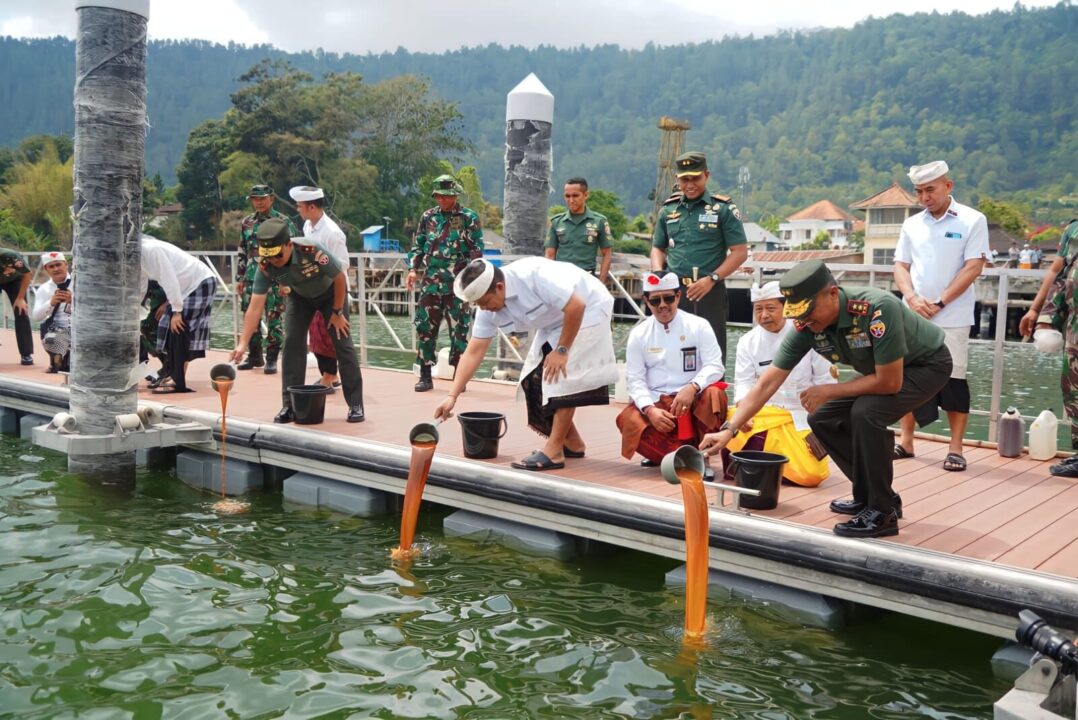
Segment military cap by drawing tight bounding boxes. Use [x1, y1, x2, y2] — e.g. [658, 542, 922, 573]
[256, 217, 291, 257]
[780, 260, 835, 319]
[432, 174, 463, 197]
[674, 151, 708, 177]
[248, 184, 274, 198]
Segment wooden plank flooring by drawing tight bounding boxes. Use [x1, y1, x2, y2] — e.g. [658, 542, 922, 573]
[5, 329, 1076, 581]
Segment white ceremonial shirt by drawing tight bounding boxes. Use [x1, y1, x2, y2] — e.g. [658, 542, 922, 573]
[31, 274, 73, 326]
[139, 236, 215, 308]
[304, 214, 349, 286]
[734, 320, 835, 431]
[894, 197, 989, 328]
[625, 309, 724, 410]
[470, 257, 613, 340]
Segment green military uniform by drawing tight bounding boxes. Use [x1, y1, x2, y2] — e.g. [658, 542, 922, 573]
[409, 176, 484, 370]
[545, 207, 613, 273]
[1040, 219, 1078, 450]
[0, 248, 34, 358]
[237, 187, 295, 366]
[772, 261, 951, 528]
[253, 218, 364, 416]
[652, 153, 747, 358]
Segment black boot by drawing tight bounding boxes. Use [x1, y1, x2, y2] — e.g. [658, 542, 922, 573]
[237, 346, 264, 371]
[414, 363, 433, 392]
[263, 348, 278, 375]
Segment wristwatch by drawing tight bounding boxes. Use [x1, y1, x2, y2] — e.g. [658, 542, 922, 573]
[718, 421, 739, 437]
[332, 307, 344, 316]
[709, 273, 721, 283]
[555, 345, 569, 355]
[933, 297, 946, 309]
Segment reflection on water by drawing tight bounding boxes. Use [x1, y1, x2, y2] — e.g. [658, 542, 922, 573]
[0, 436, 1006, 718]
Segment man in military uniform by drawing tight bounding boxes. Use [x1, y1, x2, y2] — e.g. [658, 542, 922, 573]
[0, 247, 35, 365]
[651, 151, 748, 358]
[545, 177, 614, 283]
[406, 174, 484, 392]
[235, 184, 295, 374]
[700, 260, 952, 538]
[1035, 218, 1078, 476]
[230, 218, 365, 424]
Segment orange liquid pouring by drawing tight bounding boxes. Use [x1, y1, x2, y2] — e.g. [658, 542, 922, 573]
[676, 467, 708, 638]
[392, 440, 437, 560]
[211, 377, 248, 515]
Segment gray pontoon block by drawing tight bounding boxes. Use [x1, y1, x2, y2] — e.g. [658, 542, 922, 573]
[0, 407, 20, 435]
[136, 446, 176, 468]
[665, 565, 847, 630]
[19, 413, 51, 439]
[443, 509, 575, 559]
[261, 464, 297, 492]
[282, 473, 386, 517]
[176, 449, 262, 496]
[991, 642, 1037, 682]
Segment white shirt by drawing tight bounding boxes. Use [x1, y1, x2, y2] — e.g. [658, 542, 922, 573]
[894, 197, 989, 328]
[31, 274, 73, 326]
[471, 257, 613, 339]
[735, 320, 835, 431]
[305, 213, 349, 285]
[1019, 248, 1032, 264]
[625, 309, 723, 410]
[139, 236, 215, 308]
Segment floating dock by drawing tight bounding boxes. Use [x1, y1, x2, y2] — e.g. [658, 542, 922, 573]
[2, 329, 1076, 639]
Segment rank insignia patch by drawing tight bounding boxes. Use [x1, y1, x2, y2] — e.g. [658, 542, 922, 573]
[869, 319, 886, 338]
[847, 300, 870, 316]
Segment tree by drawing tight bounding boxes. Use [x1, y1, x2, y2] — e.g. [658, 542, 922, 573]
[807, 230, 832, 249]
[175, 118, 231, 241]
[0, 141, 73, 248]
[0, 208, 41, 250]
[586, 189, 630, 241]
[978, 198, 1030, 237]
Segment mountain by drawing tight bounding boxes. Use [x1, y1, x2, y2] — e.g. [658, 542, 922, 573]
[2, 3, 1077, 219]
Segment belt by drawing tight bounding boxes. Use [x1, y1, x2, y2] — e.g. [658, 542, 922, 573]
[679, 276, 723, 286]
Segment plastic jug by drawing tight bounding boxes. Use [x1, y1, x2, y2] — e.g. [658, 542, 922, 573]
[1028, 409, 1059, 461]
[997, 407, 1026, 458]
[431, 348, 455, 380]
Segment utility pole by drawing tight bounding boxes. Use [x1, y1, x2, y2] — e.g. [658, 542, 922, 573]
[738, 165, 751, 221]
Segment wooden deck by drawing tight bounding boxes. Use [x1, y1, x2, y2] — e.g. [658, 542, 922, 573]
[5, 328, 1076, 584]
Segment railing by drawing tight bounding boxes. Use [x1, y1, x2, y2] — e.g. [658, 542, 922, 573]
[2, 250, 1050, 442]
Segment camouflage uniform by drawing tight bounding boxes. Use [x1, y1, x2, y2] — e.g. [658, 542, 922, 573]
[1040, 219, 1078, 448]
[409, 197, 484, 367]
[237, 208, 295, 358]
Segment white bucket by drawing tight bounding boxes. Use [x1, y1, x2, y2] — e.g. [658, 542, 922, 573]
[1028, 409, 1059, 461]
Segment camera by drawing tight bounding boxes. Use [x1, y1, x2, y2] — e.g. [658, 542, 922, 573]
[1017, 609, 1078, 676]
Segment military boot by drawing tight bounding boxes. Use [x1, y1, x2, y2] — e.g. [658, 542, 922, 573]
[263, 348, 279, 375]
[237, 346, 264, 371]
[414, 363, 433, 392]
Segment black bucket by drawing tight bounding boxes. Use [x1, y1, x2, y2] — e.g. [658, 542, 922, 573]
[457, 411, 508, 459]
[729, 450, 787, 510]
[287, 384, 333, 425]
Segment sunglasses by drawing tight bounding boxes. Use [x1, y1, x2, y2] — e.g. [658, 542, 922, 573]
[646, 293, 678, 307]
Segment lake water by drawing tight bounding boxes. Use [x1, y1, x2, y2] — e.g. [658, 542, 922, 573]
[0, 434, 1010, 718]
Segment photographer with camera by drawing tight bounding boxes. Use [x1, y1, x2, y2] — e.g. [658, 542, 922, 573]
[31, 251, 72, 373]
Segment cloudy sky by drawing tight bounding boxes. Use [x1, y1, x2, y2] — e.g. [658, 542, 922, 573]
[0, 0, 1057, 54]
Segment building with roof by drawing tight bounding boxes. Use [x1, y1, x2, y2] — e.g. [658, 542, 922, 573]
[778, 200, 857, 249]
[743, 222, 780, 253]
[850, 182, 922, 266]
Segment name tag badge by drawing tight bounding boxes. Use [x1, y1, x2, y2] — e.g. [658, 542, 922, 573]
[847, 331, 872, 349]
[758, 359, 772, 367]
[944, 231, 963, 239]
[682, 346, 698, 372]
[699, 213, 718, 223]
[647, 346, 663, 354]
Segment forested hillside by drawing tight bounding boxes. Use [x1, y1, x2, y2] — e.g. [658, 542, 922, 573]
[1, 3, 1077, 222]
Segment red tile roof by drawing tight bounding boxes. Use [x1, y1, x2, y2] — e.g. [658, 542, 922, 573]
[786, 199, 856, 222]
[850, 182, 918, 209]
[754, 249, 863, 262]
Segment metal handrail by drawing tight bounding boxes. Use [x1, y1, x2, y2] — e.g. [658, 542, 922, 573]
[2, 249, 1053, 440]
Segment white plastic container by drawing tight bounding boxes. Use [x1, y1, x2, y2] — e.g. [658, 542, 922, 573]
[431, 348, 455, 380]
[613, 361, 629, 403]
[1028, 409, 1059, 461]
[997, 407, 1026, 458]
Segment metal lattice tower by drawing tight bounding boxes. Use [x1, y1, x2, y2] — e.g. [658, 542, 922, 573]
[653, 117, 691, 221]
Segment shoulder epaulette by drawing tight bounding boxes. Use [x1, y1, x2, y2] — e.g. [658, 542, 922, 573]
[847, 299, 870, 316]
[662, 193, 683, 206]
[710, 193, 732, 204]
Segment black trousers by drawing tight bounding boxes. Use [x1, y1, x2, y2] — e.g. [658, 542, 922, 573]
[808, 346, 952, 514]
[2, 282, 34, 357]
[678, 278, 728, 360]
[281, 288, 363, 409]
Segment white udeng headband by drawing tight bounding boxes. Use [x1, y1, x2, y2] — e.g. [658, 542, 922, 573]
[453, 260, 495, 302]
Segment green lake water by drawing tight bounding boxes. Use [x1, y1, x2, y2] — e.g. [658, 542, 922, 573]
[0, 435, 1011, 718]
